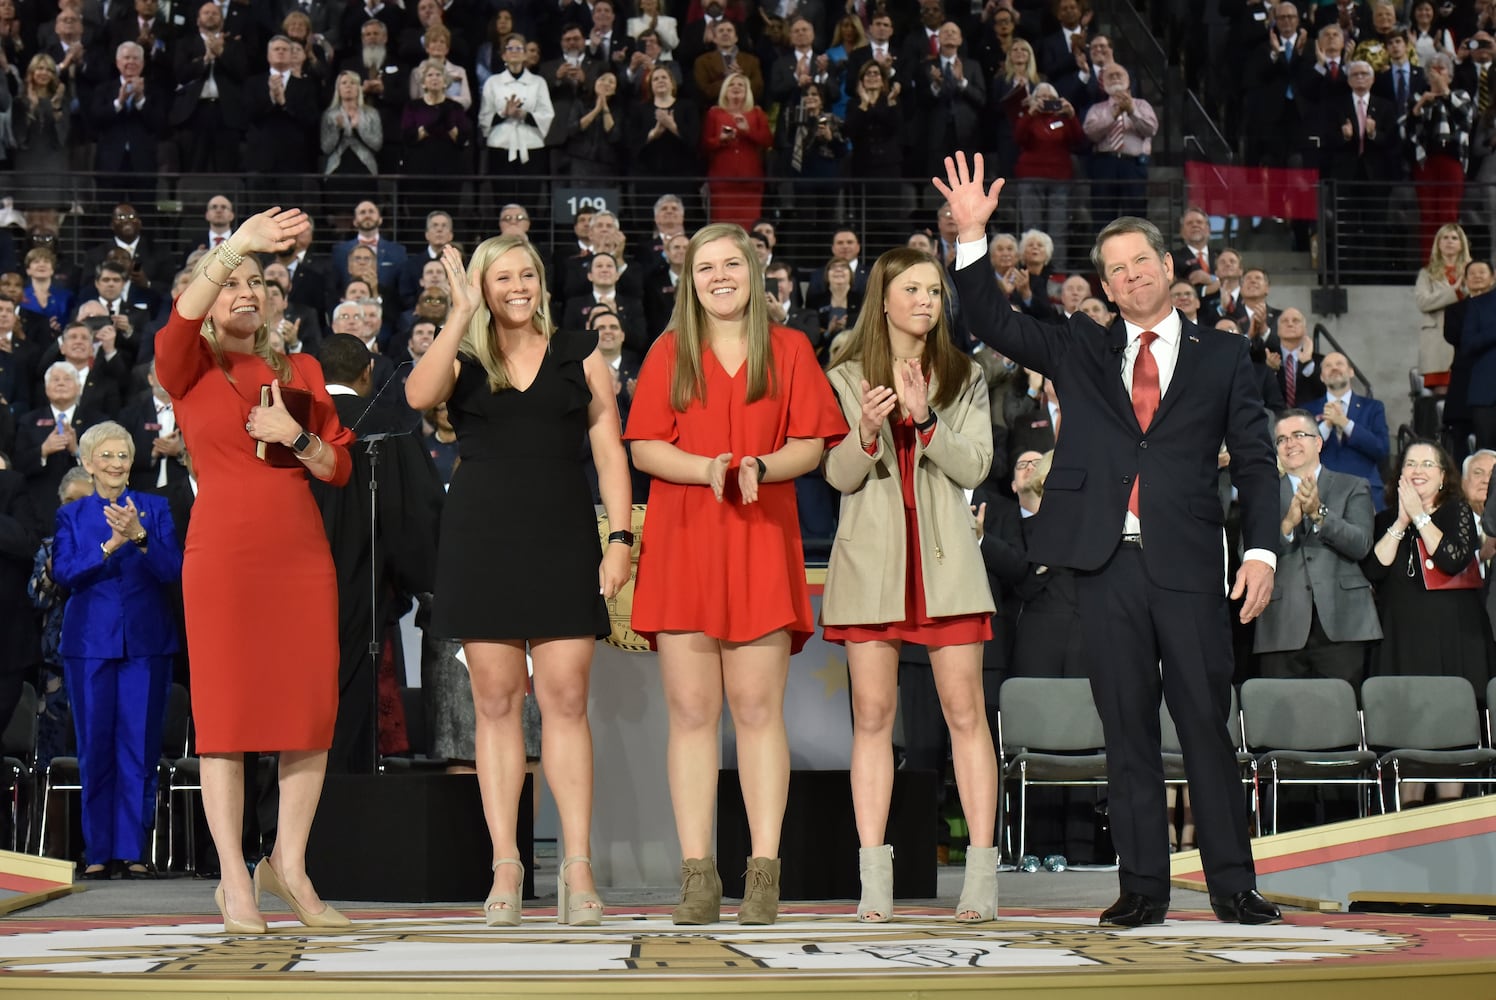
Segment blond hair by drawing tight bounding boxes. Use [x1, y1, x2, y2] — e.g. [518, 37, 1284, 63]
[1006, 39, 1040, 85]
[188, 252, 293, 384]
[717, 71, 756, 111]
[460, 235, 555, 393]
[1425, 222, 1471, 279]
[666, 223, 774, 411]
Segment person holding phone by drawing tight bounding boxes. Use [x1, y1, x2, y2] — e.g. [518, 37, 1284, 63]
[1012, 82, 1082, 267]
[703, 73, 771, 230]
[154, 207, 354, 935]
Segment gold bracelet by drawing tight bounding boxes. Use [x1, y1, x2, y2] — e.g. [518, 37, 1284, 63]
[294, 434, 325, 462]
[216, 242, 246, 271]
[200, 272, 227, 287]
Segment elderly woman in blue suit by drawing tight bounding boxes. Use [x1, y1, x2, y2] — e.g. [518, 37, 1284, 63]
[52, 420, 181, 879]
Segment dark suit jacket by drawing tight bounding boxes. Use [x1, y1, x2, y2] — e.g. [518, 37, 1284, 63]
[332, 237, 409, 291]
[1272, 348, 1326, 406]
[14, 404, 101, 525]
[52, 489, 181, 658]
[560, 294, 649, 355]
[1444, 293, 1496, 418]
[88, 79, 166, 172]
[972, 483, 1027, 677]
[1371, 62, 1428, 113]
[244, 71, 320, 173]
[169, 29, 249, 129]
[1254, 467, 1379, 653]
[117, 393, 189, 492]
[953, 259, 1280, 591]
[914, 55, 986, 148]
[1303, 392, 1389, 511]
[0, 468, 42, 680]
[1320, 91, 1399, 180]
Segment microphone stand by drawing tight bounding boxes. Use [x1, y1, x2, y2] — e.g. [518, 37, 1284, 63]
[363, 432, 386, 776]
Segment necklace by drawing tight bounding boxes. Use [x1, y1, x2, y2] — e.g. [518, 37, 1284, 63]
[893, 354, 922, 361]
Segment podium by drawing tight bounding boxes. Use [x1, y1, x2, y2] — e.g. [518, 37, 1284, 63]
[306, 772, 534, 902]
[717, 768, 937, 900]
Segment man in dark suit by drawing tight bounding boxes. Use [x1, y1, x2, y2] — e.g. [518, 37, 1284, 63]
[0, 299, 37, 418]
[80, 260, 153, 369]
[1172, 206, 1221, 297]
[339, 0, 406, 49]
[89, 41, 166, 208]
[1198, 247, 1249, 329]
[1322, 61, 1399, 277]
[1304, 351, 1389, 512]
[560, 253, 648, 354]
[0, 456, 42, 739]
[308, 334, 442, 774]
[1254, 409, 1380, 683]
[332, 201, 408, 291]
[846, 12, 907, 99]
[1243, 3, 1317, 169]
[15, 362, 102, 526]
[109, 0, 172, 82]
[118, 363, 187, 492]
[583, 0, 633, 73]
[916, 23, 987, 181]
[336, 18, 408, 170]
[170, 2, 249, 174]
[643, 233, 688, 340]
[45, 8, 108, 106]
[395, 211, 454, 312]
[272, 221, 333, 321]
[939, 153, 1283, 927]
[244, 35, 321, 204]
[1036, 0, 1089, 91]
[804, 228, 871, 305]
[1371, 33, 1427, 117]
[764, 260, 819, 349]
[1264, 307, 1324, 408]
[898, 0, 947, 77]
[540, 25, 602, 167]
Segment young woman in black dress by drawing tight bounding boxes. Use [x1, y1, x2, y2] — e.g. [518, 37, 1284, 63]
[406, 238, 633, 926]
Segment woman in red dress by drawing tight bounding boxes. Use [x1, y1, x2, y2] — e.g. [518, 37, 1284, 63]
[625, 223, 846, 926]
[821, 248, 999, 923]
[154, 208, 355, 935]
[702, 73, 771, 231]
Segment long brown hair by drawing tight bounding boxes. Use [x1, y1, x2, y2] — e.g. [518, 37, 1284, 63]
[188, 253, 293, 384]
[460, 234, 555, 393]
[666, 223, 774, 412]
[831, 247, 969, 411]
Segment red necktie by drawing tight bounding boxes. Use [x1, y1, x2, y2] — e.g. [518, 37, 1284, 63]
[1128, 330, 1160, 518]
[212, 234, 224, 247]
[929, 33, 938, 56]
[1285, 351, 1297, 406]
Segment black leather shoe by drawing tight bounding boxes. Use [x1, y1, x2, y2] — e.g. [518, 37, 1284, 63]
[78, 864, 111, 881]
[122, 861, 160, 880]
[1210, 889, 1282, 925]
[1099, 892, 1169, 927]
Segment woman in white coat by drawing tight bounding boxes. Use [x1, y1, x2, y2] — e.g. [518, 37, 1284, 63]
[477, 33, 555, 210]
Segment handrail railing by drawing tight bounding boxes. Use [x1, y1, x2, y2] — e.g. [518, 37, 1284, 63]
[1312, 322, 1375, 399]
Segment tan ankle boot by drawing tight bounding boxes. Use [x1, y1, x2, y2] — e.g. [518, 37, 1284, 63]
[671, 857, 722, 925]
[737, 856, 781, 925]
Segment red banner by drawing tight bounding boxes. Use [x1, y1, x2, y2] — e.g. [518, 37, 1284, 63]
[1185, 162, 1321, 220]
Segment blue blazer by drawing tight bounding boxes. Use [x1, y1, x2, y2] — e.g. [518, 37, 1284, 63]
[53, 490, 182, 659]
[1305, 393, 1390, 511]
[331, 237, 408, 289]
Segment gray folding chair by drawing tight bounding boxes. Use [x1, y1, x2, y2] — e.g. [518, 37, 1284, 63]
[1361, 676, 1496, 809]
[2, 683, 38, 851]
[1239, 678, 1383, 834]
[1486, 678, 1495, 750]
[997, 677, 1108, 861]
[1161, 686, 1260, 836]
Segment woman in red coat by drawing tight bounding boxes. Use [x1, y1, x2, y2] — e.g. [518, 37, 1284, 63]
[1012, 83, 1083, 268]
[702, 73, 771, 231]
[155, 207, 354, 935]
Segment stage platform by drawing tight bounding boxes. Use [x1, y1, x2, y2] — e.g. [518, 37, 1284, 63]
[1, 867, 1492, 999]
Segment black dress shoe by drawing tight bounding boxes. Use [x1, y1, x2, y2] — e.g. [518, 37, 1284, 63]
[1210, 889, 1282, 925]
[78, 864, 111, 881]
[122, 861, 160, 880]
[1099, 892, 1169, 927]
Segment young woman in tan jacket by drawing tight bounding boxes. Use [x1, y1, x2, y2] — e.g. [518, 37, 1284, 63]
[821, 247, 999, 924]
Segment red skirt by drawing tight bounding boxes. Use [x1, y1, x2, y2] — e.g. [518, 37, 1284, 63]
[823, 418, 993, 649]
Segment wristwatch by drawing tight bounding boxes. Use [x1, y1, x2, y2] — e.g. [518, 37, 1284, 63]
[291, 431, 314, 454]
[132, 528, 148, 547]
[607, 530, 635, 546]
[1313, 503, 1330, 524]
[1412, 512, 1433, 530]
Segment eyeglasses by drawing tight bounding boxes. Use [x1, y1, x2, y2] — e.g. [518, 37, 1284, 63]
[504, 43, 526, 51]
[113, 213, 137, 221]
[1014, 458, 1042, 470]
[420, 296, 448, 303]
[500, 214, 528, 223]
[1403, 459, 1440, 470]
[93, 451, 129, 462]
[1274, 430, 1318, 445]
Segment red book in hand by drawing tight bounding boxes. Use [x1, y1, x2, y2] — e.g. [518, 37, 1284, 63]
[255, 384, 315, 467]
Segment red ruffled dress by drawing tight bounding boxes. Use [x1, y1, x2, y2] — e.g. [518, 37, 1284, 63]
[624, 327, 847, 653]
[822, 416, 993, 648]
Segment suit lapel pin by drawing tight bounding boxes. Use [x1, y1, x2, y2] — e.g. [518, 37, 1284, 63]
[1188, 335, 1199, 343]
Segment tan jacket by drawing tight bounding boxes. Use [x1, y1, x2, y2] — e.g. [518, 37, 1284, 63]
[1414, 268, 1459, 377]
[821, 359, 996, 626]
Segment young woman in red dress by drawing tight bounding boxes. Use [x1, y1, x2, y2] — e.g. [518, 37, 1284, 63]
[625, 223, 847, 926]
[821, 247, 999, 923]
[154, 207, 355, 934]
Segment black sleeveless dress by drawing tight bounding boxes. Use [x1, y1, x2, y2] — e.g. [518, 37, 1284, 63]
[431, 329, 609, 641]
